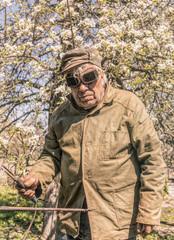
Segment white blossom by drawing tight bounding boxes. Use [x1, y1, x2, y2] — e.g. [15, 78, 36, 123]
[126, 20, 134, 29]
[0, 136, 9, 146]
[39, 87, 50, 102]
[98, 16, 109, 24]
[6, 26, 12, 33]
[60, 96, 66, 101]
[51, 45, 62, 53]
[16, 123, 36, 134]
[76, 3, 82, 8]
[23, 90, 30, 96]
[63, 40, 72, 46]
[83, 18, 95, 28]
[133, 40, 142, 52]
[39, 87, 46, 96]
[117, 41, 128, 49]
[59, 0, 67, 5]
[49, 30, 58, 38]
[165, 60, 174, 70]
[28, 135, 39, 145]
[98, 28, 108, 37]
[18, 19, 26, 28]
[143, 37, 159, 49]
[2, 0, 12, 6]
[18, 19, 33, 32]
[129, 29, 143, 38]
[34, 102, 43, 111]
[60, 29, 72, 39]
[46, 38, 53, 44]
[74, 36, 83, 43]
[34, 4, 42, 13]
[24, 126, 36, 134]
[63, 7, 75, 18]
[165, 43, 174, 52]
[54, 85, 66, 94]
[49, 16, 56, 24]
[36, 26, 44, 32]
[158, 64, 166, 71]
[168, 7, 174, 13]
[25, 42, 34, 47]
[136, 0, 146, 8]
[15, 122, 24, 129]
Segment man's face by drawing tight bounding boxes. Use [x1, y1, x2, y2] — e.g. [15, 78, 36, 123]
[69, 64, 106, 110]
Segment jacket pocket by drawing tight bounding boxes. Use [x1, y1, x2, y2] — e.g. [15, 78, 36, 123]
[113, 183, 139, 229]
[99, 130, 131, 160]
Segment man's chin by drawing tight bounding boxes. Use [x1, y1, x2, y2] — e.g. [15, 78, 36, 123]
[79, 100, 97, 109]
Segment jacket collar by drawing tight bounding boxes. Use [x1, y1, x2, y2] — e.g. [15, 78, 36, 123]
[99, 82, 116, 105]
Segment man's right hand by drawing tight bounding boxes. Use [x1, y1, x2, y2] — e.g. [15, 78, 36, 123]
[16, 174, 39, 201]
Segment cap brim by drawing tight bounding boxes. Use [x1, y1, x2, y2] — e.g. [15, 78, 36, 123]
[59, 61, 102, 74]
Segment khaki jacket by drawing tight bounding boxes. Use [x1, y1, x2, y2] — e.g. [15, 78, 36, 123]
[30, 85, 165, 240]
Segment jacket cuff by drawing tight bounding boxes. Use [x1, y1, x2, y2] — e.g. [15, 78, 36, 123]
[136, 214, 161, 226]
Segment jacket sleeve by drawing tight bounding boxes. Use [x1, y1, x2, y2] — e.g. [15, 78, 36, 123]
[29, 114, 61, 197]
[130, 96, 166, 225]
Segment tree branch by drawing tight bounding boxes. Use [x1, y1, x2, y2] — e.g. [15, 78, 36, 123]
[0, 110, 35, 134]
[67, 0, 75, 48]
[4, 54, 57, 71]
[0, 94, 36, 108]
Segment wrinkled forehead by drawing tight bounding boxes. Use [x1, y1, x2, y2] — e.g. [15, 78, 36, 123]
[68, 63, 99, 77]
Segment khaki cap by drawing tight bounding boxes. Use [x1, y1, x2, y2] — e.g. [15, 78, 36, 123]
[60, 46, 102, 73]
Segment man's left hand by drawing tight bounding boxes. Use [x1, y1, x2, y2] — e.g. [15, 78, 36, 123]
[137, 223, 154, 238]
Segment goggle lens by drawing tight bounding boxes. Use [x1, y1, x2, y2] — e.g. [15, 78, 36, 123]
[66, 76, 79, 87]
[83, 70, 99, 83]
[66, 70, 99, 87]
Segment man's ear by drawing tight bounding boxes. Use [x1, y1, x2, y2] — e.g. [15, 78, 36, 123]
[100, 71, 107, 87]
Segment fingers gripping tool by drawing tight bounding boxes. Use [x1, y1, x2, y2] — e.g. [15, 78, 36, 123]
[3, 165, 37, 204]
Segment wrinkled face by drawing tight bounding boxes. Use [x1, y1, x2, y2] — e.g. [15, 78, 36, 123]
[69, 64, 106, 109]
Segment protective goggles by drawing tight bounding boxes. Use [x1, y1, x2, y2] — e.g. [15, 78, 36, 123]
[66, 70, 99, 87]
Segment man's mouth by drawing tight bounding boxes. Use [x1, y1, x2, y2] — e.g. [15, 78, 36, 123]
[79, 95, 94, 102]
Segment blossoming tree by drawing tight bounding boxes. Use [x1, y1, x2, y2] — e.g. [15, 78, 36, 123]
[0, 0, 173, 176]
[0, 0, 173, 237]
[1, 0, 173, 166]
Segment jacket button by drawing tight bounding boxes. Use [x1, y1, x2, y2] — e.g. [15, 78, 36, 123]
[84, 175, 88, 180]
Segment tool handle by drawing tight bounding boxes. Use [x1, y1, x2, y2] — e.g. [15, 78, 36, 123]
[32, 196, 37, 204]
[17, 178, 37, 204]
[17, 178, 26, 189]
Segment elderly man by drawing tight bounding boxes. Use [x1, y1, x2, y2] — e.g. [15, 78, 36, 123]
[17, 47, 165, 240]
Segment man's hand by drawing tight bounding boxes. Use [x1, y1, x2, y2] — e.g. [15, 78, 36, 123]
[16, 174, 39, 201]
[137, 223, 154, 238]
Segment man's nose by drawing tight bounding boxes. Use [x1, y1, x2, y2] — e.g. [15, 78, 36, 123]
[78, 82, 88, 92]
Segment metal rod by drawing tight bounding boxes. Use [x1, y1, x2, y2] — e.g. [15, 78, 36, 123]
[0, 206, 92, 212]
